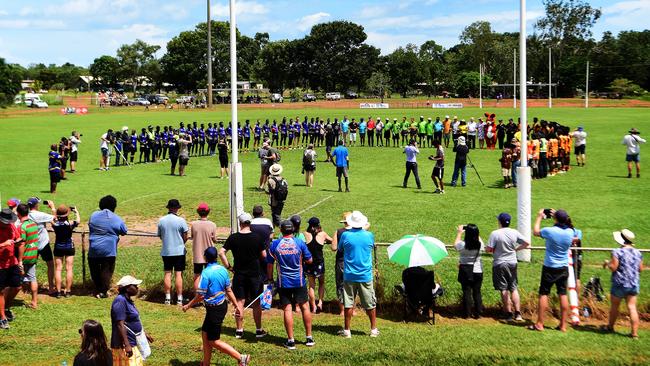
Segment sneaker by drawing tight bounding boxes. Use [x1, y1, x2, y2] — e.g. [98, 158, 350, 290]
[4, 310, 14, 322]
[503, 312, 514, 322]
[255, 329, 268, 338]
[370, 328, 380, 337]
[0, 319, 8, 330]
[514, 312, 524, 322]
[164, 299, 171, 306]
[64, 292, 72, 298]
[239, 354, 251, 366]
[283, 339, 296, 350]
[433, 188, 441, 194]
[235, 330, 244, 339]
[305, 336, 315, 346]
[337, 329, 352, 338]
[440, 190, 445, 194]
[56, 291, 62, 299]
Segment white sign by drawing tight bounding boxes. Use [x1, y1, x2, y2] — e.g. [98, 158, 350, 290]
[431, 103, 463, 109]
[360, 103, 389, 109]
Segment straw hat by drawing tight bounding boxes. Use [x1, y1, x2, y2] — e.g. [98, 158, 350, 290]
[613, 229, 635, 245]
[269, 164, 283, 176]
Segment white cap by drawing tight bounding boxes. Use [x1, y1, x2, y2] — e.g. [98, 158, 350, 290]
[116, 275, 142, 288]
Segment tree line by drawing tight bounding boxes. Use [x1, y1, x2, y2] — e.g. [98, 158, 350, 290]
[1, 0, 648, 107]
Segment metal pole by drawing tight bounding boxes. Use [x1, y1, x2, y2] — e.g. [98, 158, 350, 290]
[230, 0, 238, 164]
[548, 47, 553, 108]
[207, 0, 213, 108]
[513, 49, 517, 109]
[517, 0, 531, 262]
[585, 61, 589, 108]
[479, 63, 483, 109]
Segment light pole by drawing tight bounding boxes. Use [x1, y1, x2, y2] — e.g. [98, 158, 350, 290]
[479, 63, 483, 109]
[228, 0, 243, 232]
[207, 0, 213, 108]
[548, 47, 552, 108]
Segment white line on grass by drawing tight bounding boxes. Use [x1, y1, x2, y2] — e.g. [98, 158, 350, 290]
[292, 195, 333, 216]
[121, 191, 167, 205]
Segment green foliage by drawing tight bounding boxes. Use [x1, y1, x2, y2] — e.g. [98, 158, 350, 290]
[116, 39, 161, 93]
[386, 44, 423, 98]
[50, 82, 65, 91]
[0, 58, 22, 107]
[89, 55, 120, 87]
[609, 78, 646, 96]
[365, 71, 390, 102]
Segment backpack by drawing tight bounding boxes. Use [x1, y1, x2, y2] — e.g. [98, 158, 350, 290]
[271, 148, 281, 162]
[271, 177, 288, 201]
[303, 150, 315, 167]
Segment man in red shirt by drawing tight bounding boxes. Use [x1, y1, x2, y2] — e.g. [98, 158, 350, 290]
[0, 208, 22, 329]
[367, 117, 376, 147]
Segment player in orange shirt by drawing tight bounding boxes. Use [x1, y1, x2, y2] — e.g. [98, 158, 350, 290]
[443, 116, 452, 148]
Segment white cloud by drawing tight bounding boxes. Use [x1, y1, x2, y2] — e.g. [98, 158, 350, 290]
[0, 19, 66, 30]
[297, 12, 331, 32]
[0, 10, 8, 16]
[366, 31, 429, 54]
[161, 4, 189, 21]
[359, 5, 388, 19]
[602, 0, 650, 27]
[211, 1, 269, 18]
[103, 23, 169, 52]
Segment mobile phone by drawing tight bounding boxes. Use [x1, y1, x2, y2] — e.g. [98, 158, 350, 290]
[70, 206, 76, 211]
[43, 200, 49, 205]
[543, 208, 552, 219]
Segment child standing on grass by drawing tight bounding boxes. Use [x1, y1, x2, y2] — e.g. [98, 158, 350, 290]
[52, 205, 79, 298]
[17, 204, 39, 309]
[500, 143, 513, 188]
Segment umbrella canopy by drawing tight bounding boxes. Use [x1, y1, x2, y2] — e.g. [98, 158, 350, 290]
[387, 234, 448, 267]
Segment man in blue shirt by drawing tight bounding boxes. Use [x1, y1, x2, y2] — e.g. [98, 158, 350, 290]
[331, 141, 350, 192]
[338, 211, 378, 338]
[531, 208, 574, 332]
[88, 195, 127, 298]
[157, 199, 189, 306]
[403, 139, 422, 189]
[267, 220, 314, 350]
[183, 247, 250, 366]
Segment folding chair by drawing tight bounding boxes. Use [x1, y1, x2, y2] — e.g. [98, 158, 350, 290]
[394, 266, 444, 324]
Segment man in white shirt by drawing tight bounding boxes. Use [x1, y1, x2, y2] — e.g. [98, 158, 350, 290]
[99, 129, 111, 171]
[402, 139, 421, 189]
[69, 131, 81, 172]
[467, 118, 477, 149]
[571, 126, 587, 166]
[622, 128, 646, 178]
[27, 197, 57, 295]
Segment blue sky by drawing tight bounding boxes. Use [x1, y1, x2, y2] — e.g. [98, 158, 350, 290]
[0, 0, 648, 67]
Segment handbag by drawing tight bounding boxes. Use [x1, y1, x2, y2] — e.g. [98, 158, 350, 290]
[457, 248, 481, 283]
[124, 324, 151, 360]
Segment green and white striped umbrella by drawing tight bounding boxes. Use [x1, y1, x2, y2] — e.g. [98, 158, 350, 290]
[387, 234, 448, 267]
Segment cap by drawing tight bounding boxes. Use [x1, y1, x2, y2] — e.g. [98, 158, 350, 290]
[308, 217, 320, 227]
[0, 208, 17, 224]
[197, 202, 210, 211]
[6, 198, 20, 208]
[497, 212, 511, 226]
[280, 220, 295, 232]
[577, 126, 584, 131]
[457, 136, 466, 145]
[27, 197, 41, 207]
[166, 199, 182, 209]
[346, 210, 368, 228]
[204, 247, 219, 262]
[116, 275, 142, 288]
[613, 229, 635, 245]
[238, 212, 252, 224]
[290, 215, 301, 227]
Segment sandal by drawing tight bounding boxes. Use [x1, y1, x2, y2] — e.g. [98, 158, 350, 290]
[527, 325, 544, 332]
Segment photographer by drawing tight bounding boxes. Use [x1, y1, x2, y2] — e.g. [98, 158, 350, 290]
[99, 129, 112, 171]
[622, 128, 646, 178]
[531, 208, 574, 332]
[454, 224, 484, 319]
[450, 136, 469, 187]
[69, 131, 81, 173]
[402, 139, 421, 189]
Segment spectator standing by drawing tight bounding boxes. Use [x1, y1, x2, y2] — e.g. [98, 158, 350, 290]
[258, 141, 271, 190]
[531, 209, 574, 332]
[88, 195, 128, 298]
[603, 229, 643, 339]
[157, 199, 189, 306]
[74, 320, 112, 366]
[266, 164, 288, 227]
[486, 213, 530, 321]
[219, 213, 267, 339]
[190, 203, 218, 291]
[177, 133, 192, 176]
[403, 139, 422, 189]
[17, 204, 39, 309]
[110, 276, 153, 366]
[467, 118, 477, 149]
[217, 137, 229, 179]
[250, 205, 274, 281]
[69, 130, 81, 173]
[52, 205, 80, 298]
[49, 144, 63, 193]
[27, 197, 57, 295]
[622, 128, 645, 178]
[183, 248, 250, 366]
[267, 220, 315, 350]
[304, 217, 333, 314]
[303, 144, 317, 188]
[454, 224, 484, 319]
[451, 136, 469, 187]
[331, 212, 351, 315]
[0, 208, 21, 329]
[338, 211, 378, 338]
[332, 141, 350, 192]
[572, 126, 587, 167]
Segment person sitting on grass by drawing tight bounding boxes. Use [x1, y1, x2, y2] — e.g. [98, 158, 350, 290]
[602, 229, 643, 339]
[183, 247, 250, 366]
[52, 204, 80, 298]
[74, 319, 112, 366]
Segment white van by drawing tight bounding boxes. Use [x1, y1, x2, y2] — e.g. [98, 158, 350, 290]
[325, 92, 341, 101]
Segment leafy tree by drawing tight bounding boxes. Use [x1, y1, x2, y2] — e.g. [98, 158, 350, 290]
[0, 58, 22, 107]
[365, 71, 390, 102]
[386, 44, 423, 98]
[254, 40, 292, 92]
[609, 78, 646, 96]
[419, 40, 445, 96]
[454, 71, 492, 97]
[89, 55, 120, 87]
[116, 39, 161, 93]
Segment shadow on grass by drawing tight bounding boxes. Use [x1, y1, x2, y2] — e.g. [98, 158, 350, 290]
[169, 359, 200, 366]
[311, 323, 365, 336]
[606, 175, 633, 179]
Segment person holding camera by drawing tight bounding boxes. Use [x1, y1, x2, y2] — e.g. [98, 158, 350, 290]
[450, 136, 469, 187]
[49, 144, 63, 193]
[28, 197, 57, 295]
[622, 128, 646, 178]
[403, 139, 422, 189]
[454, 224, 484, 319]
[52, 204, 80, 298]
[530, 208, 574, 332]
[69, 131, 81, 173]
[99, 129, 113, 171]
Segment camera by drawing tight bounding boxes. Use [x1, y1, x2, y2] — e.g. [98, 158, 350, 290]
[462, 225, 468, 230]
[543, 208, 552, 219]
[70, 206, 76, 211]
[43, 200, 49, 205]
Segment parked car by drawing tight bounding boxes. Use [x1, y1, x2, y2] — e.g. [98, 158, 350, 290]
[27, 98, 48, 108]
[270, 93, 283, 103]
[176, 96, 193, 104]
[146, 94, 169, 105]
[326, 92, 341, 101]
[128, 97, 151, 106]
[345, 91, 358, 99]
[303, 93, 317, 102]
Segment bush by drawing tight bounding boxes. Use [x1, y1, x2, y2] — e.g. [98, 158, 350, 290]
[50, 83, 66, 91]
[40, 94, 63, 105]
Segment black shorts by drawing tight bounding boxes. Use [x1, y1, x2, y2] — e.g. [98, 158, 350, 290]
[278, 286, 308, 306]
[0, 265, 22, 290]
[335, 259, 344, 301]
[574, 145, 585, 155]
[219, 157, 229, 168]
[492, 263, 518, 291]
[336, 167, 348, 178]
[39, 244, 54, 262]
[574, 260, 582, 280]
[162, 255, 186, 272]
[179, 156, 189, 166]
[49, 170, 61, 183]
[432, 167, 444, 179]
[303, 164, 315, 172]
[202, 302, 227, 341]
[53, 247, 75, 257]
[70, 151, 78, 162]
[539, 266, 568, 296]
[305, 262, 325, 278]
[232, 274, 263, 301]
[193, 263, 207, 275]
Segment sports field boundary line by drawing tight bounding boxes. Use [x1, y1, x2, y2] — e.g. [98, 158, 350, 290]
[292, 195, 333, 216]
[121, 191, 167, 204]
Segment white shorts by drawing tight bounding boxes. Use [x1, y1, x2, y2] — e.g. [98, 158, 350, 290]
[349, 133, 357, 142]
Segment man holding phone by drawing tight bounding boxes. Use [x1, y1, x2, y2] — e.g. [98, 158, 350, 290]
[622, 128, 646, 178]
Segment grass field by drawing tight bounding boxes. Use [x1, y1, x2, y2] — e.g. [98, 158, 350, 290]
[1, 106, 649, 365]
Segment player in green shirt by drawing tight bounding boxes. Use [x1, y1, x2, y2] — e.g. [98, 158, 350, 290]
[418, 117, 427, 146]
[392, 119, 401, 147]
[384, 119, 393, 148]
[426, 118, 435, 148]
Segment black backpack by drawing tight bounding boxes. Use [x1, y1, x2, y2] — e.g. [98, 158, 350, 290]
[271, 177, 288, 201]
[303, 150, 315, 167]
[269, 148, 281, 163]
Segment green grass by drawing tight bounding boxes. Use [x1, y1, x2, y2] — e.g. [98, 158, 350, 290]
[1, 106, 649, 365]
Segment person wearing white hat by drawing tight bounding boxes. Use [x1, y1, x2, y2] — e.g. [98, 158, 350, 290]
[266, 164, 287, 227]
[337, 211, 378, 338]
[622, 128, 645, 178]
[603, 229, 643, 338]
[111, 275, 153, 365]
[69, 130, 81, 173]
[451, 136, 469, 187]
